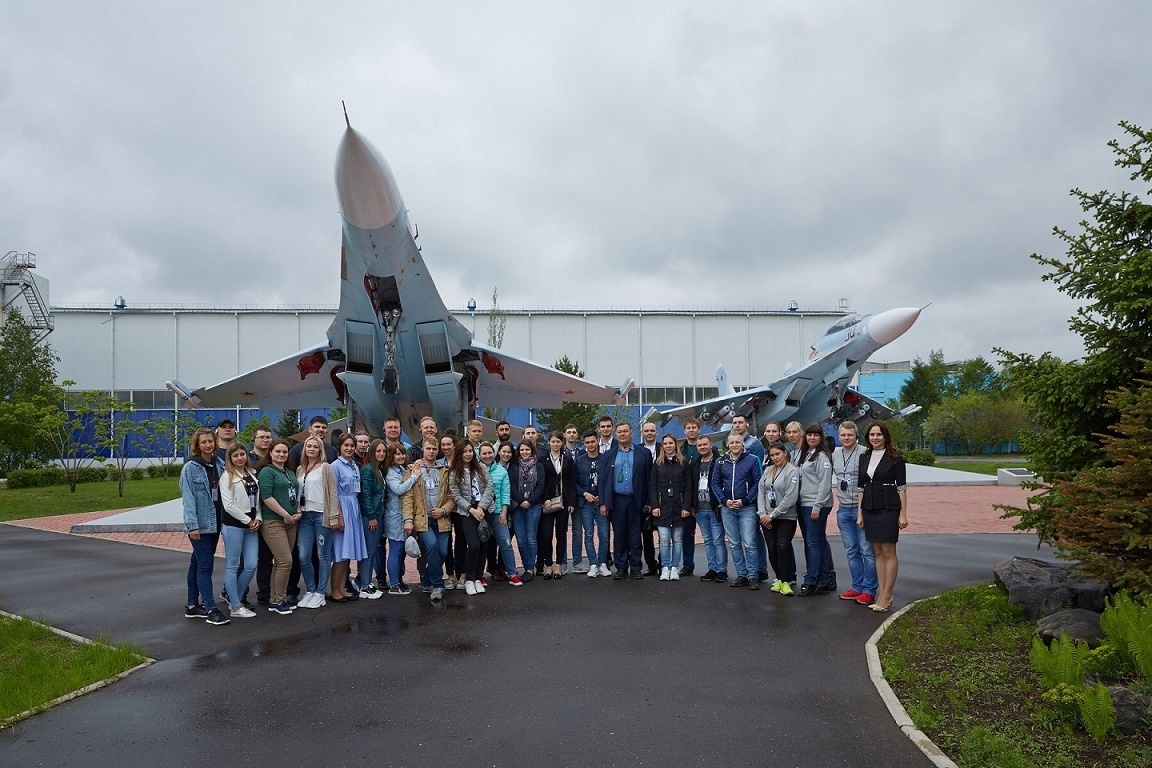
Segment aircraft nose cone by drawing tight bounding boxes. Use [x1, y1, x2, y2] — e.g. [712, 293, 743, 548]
[868, 307, 921, 347]
[335, 127, 404, 229]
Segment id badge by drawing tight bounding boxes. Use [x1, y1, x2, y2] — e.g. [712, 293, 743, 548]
[353, 475, 361, 493]
[287, 486, 298, 503]
[698, 473, 708, 491]
[617, 470, 624, 483]
[210, 486, 218, 502]
[248, 493, 257, 509]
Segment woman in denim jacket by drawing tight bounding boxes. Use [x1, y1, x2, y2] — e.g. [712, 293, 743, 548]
[181, 427, 228, 625]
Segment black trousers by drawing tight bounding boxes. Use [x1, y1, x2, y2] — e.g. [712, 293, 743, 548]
[460, 514, 485, 581]
[536, 510, 568, 567]
[764, 518, 798, 583]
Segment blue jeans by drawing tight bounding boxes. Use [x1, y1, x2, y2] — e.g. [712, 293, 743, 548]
[492, 514, 518, 576]
[511, 503, 541, 574]
[800, 505, 833, 586]
[569, 509, 584, 565]
[755, 523, 768, 576]
[222, 525, 258, 608]
[836, 505, 877, 595]
[417, 529, 444, 589]
[657, 526, 683, 569]
[610, 496, 643, 573]
[696, 509, 728, 575]
[186, 532, 219, 611]
[296, 511, 321, 592]
[720, 506, 760, 579]
[357, 518, 383, 589]
[579, 503, 608, 566]
[681, 514, 696, 571]
[385, 538, 405, 588]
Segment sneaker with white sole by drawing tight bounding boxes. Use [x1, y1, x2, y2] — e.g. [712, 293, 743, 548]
[670, 568, 680, 581]
[507, 575, 523, 586]
[659, 567, 670, 581]
[230, 605, 257, 619]
[599, 563, 612, 577]
[360, 585, 383, 600]
[430, 587, 444, 602]
[588, 566, 599, 578]
[184, 604, 208, 619]
[205, 608, 231, 625]
[464, 580, 477, 595]
[475, 580, 486, 593]
[573, 562, 590, 573]
[445, 576, 457, 590]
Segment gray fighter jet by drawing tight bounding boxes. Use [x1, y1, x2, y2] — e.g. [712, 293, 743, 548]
[654, 307, 923, 434]
[168, 116, 632, 437]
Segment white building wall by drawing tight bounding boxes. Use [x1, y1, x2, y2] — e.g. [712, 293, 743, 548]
[49, 306, 846, 405]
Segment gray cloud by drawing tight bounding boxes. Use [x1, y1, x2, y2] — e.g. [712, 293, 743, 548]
[3, 1, 1149, 369]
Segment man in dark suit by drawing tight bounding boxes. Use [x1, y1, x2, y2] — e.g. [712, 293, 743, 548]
[599, 422, 652, 579]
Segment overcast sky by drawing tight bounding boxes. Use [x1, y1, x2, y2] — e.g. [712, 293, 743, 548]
[4, 2, 1150, 367]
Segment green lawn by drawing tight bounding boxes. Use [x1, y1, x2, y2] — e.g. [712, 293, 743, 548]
[0, 614, 147, 724]
[0, 477, 180, 522]
[934, 456, 1030, 476]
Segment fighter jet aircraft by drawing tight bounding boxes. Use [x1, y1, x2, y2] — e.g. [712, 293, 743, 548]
[167, 116, 633, 437]
[654, 307, 923, 434]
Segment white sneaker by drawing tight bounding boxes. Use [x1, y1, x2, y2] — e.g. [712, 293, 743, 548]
[305, 592, 325, 609]
[670, 568, 680, 581]
[588, 566, 598, 578]
[465, 580, 477, 596]
[599, 563, 612, 577]
[475, 580, 486, 593]
[659, 567, 670, 581]
[300, 591, 314, 607]
[230, 605, 256, 618]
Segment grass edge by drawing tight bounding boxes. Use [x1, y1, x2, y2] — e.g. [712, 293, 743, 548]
[866, 595, 962, 768]
[0, 608, 154, 730]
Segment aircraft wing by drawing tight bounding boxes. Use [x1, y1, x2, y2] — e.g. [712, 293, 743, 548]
[835, 389, 918, 423]
[658, 381, 786, 427]
[468, 342, 630, 410]
[166, 341, 344, 411]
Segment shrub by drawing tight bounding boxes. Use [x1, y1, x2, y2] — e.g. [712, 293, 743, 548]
[904, 448, 936, 466]
[128, 467, 145, 481]
[148, 463, 183, 479]
[79, 466, 110, 484]
[6, 468, 66, 488]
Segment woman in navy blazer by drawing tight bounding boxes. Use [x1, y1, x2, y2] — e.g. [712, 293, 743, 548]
[857, 421, 908, 613]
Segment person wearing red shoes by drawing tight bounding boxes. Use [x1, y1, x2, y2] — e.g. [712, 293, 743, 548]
[831, 421, 877, 606]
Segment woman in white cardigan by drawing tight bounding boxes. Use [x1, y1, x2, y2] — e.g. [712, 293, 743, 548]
[219, 443, 262, 618]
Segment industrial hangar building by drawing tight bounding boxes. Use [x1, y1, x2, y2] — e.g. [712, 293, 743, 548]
[47, 302, 880, 428]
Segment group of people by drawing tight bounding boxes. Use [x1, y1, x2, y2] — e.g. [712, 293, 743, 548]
[180, 412, 908, 626]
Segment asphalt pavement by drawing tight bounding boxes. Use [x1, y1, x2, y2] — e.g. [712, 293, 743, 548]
[0, 524, 1048, 767]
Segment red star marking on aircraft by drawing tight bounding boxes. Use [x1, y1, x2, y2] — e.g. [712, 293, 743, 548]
[241, 391, 256, 397]
[564, 389, 576, 395]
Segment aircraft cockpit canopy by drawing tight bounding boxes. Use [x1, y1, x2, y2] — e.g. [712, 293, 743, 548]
[823, 314, 862, 336]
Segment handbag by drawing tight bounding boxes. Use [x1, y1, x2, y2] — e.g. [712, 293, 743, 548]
[547, 496, 563, 511]
[477, 519, 493, 544]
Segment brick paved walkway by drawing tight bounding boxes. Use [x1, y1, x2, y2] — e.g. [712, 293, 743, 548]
[5, 483, 1034, 556]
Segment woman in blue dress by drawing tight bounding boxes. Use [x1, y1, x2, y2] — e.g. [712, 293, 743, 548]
[329, 433, 368, 603]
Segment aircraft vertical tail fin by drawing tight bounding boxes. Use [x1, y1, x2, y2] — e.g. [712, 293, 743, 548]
[715, 364, 734, 397]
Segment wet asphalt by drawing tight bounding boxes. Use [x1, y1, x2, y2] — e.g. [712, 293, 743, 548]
[0, 525, 1049, 767]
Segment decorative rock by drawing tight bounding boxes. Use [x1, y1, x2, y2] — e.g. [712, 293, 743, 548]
[1035, 608, 1104, 648]
[993, 556, 1109, 620]
[1107, 685, 1152, 735]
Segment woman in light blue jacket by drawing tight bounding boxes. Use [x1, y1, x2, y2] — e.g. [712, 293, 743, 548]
[383, 443, 419, 594]
[180, 427, 229, 626]
[480, 441, 521, 586]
